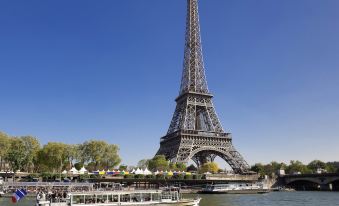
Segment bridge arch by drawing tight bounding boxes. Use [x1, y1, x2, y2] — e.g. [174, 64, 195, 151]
[327, 177, 339, 184]
[287, 180, 320, 191]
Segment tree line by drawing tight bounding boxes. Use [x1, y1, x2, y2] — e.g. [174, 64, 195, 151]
[0, 131, 121, 173]
[137, 155, 187, 172]
[137, 155, 220, 174]
[2, 131, 338, 176]
[251, 160, 339, 177]
[139, 156, 339, 176]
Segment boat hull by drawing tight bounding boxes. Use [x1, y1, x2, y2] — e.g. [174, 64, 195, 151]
[45, 198, 201, 206]
[47, 200, 200, 206]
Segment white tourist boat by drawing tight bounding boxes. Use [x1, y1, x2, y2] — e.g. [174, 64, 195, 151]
[200, 182, 269, 194]
[36, 189, 201, 206]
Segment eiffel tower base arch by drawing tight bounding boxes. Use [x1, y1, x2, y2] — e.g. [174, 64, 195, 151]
[156, 131, 250, 174]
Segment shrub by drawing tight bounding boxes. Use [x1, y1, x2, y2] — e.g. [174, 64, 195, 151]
[79, 174, 90, 180]
[145, 175, 155, 179]
[28, 173, 40, 178]
[41, 173, 53, 181]
[89, 174, 100, 179]
[124, 174, 134, 179]
[156, 174, 165, 180]
[135, 174, 145, 179]
[173, 174, 184, 180]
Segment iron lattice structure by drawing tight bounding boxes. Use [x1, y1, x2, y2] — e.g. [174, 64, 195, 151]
[156, 0, 250, 174]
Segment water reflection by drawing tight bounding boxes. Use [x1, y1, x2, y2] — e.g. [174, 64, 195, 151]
[1, 192, 339, 206]
[185, 192, 339, 206]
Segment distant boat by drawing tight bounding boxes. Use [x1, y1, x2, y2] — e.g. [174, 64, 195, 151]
[200, 183, 269, 194]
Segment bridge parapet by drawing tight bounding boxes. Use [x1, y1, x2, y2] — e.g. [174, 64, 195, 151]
[282, 173, 339, 187]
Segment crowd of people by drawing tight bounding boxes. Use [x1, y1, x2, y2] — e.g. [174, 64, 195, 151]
[36, 188, 68, 203]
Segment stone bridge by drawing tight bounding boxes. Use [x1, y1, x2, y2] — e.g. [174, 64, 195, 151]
[281, 173, 339, 191]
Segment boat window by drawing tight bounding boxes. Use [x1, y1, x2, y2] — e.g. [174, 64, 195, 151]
[96, 194, 106, 203]
[143, 193, 151, 202]
[171, 191, 178, 200]
[72, 195, 83, 204]
[85, 195, 95, 204]
[161, 191, 175, 200]
[131, 193, 142, 202]
[108, 194, 119, 202]
[152, 193, 160, 201]
[120, 194, 130, 202]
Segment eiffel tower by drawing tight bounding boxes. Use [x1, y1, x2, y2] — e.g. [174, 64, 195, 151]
[156, 0, 250, 174]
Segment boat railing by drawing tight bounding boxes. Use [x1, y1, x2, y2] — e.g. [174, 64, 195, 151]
[161, 191, 179, 201]
[4, 182, 94, 188]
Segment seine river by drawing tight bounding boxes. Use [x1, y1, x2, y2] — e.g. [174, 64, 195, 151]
[1, 192, 339, 206]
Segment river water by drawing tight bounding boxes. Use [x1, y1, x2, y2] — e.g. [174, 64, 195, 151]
[1, 192, 338, 206]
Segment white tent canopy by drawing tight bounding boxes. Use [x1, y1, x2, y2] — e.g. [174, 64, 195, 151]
[135, 168, 143, 175]
[79, 167, 88, 174]
[69, 167, 79, 174]
[143, 168, 152, 175]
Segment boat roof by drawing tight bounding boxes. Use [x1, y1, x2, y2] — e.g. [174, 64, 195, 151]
[69, 190, 163, 196]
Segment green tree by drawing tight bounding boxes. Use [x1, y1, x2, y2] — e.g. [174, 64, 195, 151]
[21, 136, 40, 172]
[168, 162, 187, 171]
[74, 162, 84, 171]
[39, 142, 68, 173]
[307, 160, 326, 173]
[102, 144, 121, 170]
[80, 140, 107, 170]
[119, 165, 128, 171]
[270, 161, 283, 173]
[259, 161, 284, 177]
[86, 162, 96, 172]
[137, 159, 150, 169]
[148, 155, 169, 171]
[65, 144, 80, 170]
[280, 162, 288, 170]
[251, 163, 265, 176]
[325, 162, 336, 173]
[0, 132, 10, 171]
[169, 163, 177, 171]
[79, 140, 121, 170]
[287, 160, 311, 174]
[175, 162, 187, 171]
[187, 164, 197, 172]
[5, 138, 27, 172]
[200, 162, 219, 173]
[35, 149, 48, 172]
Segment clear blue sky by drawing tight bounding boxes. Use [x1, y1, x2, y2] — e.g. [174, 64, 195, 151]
[0, 0, 338, 167]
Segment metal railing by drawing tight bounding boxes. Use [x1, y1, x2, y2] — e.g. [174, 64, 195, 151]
[4, 182, 94, 188]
